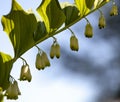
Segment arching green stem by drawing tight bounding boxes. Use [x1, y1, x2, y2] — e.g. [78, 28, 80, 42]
[68, 28, 75, 36]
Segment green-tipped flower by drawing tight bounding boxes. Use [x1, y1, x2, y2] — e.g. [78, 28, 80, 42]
[5, 83, 18, 100]
[5, 81, 20, 100]
[36, 53, 45, 70]
[19, 64, 32, 82]
[110, 4, 118, 16]
[13, 81, 21, 95]
[42, 51, 51, 67]
[0, 87, 3, 102]
[55, 43, 60, 58]
[98, 14, 106, 29]
[50, 43, 61, 59]
[70, 35, 79, 51]
[84, 23, 93, 38]
[36, 51, 50, 70]
[50, 44, 56, 59]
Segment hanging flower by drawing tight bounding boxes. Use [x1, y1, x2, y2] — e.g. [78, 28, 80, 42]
[70, 35, 79, 51]
[5, 81, 20, 100]
[41, 51, 51, 67]
[110, 4, 118, 16]
[50, 43, 56, 59]
[19, 64, 32, 82]
[55, 43, 60, 58]
[50, 41, 61, 59]
[13, 81, 21, 95]
[35, 53, 45, 70]
[98, 14, 106, 29]
[84, 23, 93, 38]
[35, 51, 50, 70]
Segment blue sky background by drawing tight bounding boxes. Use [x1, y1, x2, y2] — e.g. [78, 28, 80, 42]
[0, 0, 118, 102]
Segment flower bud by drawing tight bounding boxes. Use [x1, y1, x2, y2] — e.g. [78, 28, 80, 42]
[41, 51, 51, 67]
[55, 43, 60, 58]
[19, 64, 32, 82]
[70, 35, 79, 51]
[35, 53, 45, 70]
[50, 44, 56, 59]
[98, 14, 106, 29]
[110, 4, 118, 16]
[84, 23, 93, 38]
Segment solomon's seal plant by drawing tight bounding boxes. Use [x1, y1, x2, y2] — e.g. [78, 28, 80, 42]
[0, 0, 119, 101]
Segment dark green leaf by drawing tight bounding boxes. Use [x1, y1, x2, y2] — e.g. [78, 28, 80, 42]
[0, 52, 13, 90]
[33, 21, 47, 41]
[85, 0, 95, 9]
[61, 2, 80, 25]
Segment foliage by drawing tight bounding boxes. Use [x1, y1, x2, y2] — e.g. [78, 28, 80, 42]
[0, 0, 119, 101]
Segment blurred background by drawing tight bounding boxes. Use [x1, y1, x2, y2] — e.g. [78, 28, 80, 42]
[0, 0, 120, 102]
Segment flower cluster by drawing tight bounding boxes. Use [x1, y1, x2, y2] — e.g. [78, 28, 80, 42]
[50, 38, 61, 59]
[67, 1, 119, 52]
[4, 77, 21, 100]
[35, 48, 50, 70]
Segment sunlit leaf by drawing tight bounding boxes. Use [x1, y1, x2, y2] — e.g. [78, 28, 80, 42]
[94, 0, 110, 8]
[75, 0, 90, 17]
[61, 2, 80, 26]
[1, 0, 37, 57]
[0, 52, 13, 90]
[37, 0, 66, 33]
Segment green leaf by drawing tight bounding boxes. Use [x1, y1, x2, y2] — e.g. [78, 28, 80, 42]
[0, 52, 13, 90]
[75, 0, 90, 17]
[1, 0, 37, 57]
[61, 2, 80, 26]
[94, 0, 110, 8]
[33, 21, 47, 41]
[37, 0, 66, 33]
[85, 0, 95, 9]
